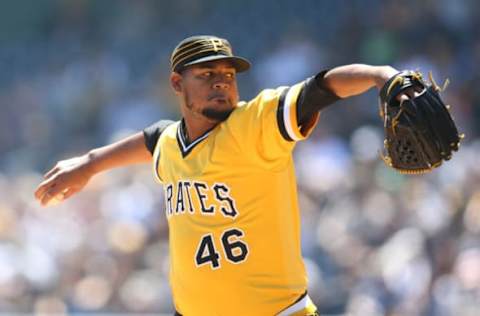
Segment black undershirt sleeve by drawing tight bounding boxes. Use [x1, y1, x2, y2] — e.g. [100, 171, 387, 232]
[143, 120, 175, 155]
[296, 70, 341, 127]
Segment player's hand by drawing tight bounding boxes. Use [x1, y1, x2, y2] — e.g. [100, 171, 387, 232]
[397, 86, 422, 102]
[34, 155, 94, 207]
[375, 66, 422, 101]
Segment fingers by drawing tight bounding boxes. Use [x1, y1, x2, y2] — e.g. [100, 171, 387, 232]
[46, 183, 68, 201]
[43, 194, 65, 207]
[405, 86, 423, 98]
[39, 188, 66, 207]
[63, 187, 79, 200]
[44, 165, 60, 179]
[35, 158, 86, 206]
[397, 86, 423, 103]
[35, 174, 66, 206]
[34, 176, 56, 201]
[40, 183, 70, 207]
[35, 164, 60, 200]
[40, 191, 54, 206]
[397, 94, 409, 104]
[38, 183, 58, 206]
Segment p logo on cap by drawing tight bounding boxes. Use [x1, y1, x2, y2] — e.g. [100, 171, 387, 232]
[170, 35, 251, 73]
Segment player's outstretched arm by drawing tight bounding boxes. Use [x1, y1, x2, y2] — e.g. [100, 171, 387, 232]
[323, 64, 400, 98]
[34, 131, 151, 207]
[296, 65, 418, 127]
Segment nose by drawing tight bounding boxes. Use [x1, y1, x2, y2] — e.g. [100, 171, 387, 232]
[213, 81, 229, 90]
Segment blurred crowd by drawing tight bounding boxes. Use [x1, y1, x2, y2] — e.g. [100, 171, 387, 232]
[0, 0, 479, 315]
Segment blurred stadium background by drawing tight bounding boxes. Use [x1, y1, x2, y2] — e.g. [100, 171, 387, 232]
[1, 0, 480, 315]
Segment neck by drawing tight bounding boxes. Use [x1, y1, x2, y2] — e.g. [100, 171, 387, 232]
[182, 116, 218, 142]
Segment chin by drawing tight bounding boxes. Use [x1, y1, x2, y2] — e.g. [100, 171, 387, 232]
[202, 107, 233, 122]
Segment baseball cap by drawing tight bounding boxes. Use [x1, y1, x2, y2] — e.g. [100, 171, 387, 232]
[170, 35, 251, 73]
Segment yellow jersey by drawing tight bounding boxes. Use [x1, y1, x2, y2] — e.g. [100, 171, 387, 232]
[152, 82, 319, 316]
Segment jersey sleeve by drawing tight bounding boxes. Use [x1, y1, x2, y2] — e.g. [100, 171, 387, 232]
[143, 120, 175, 155]
[226, 82, 320, 166]
[276, 82, 320, 142]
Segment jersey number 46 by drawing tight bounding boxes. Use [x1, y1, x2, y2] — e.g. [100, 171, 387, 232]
[195, 228, 249, 269]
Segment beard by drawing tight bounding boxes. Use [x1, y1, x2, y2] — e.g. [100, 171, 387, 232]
[184, 92, 233, 122]
[201, 107, 233, 121]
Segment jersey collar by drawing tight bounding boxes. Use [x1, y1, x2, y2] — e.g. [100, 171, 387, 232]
[176, 119, 215, 158]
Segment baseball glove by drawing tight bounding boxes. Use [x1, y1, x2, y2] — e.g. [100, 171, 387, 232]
[379, 70, 463, 174]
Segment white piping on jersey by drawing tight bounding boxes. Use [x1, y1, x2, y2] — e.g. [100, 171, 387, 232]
[282, 87, 301, 141]
[277, 294, 313, 316]
[177, 123, 213, 153]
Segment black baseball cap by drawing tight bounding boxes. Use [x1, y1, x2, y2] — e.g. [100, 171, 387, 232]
[170, 35, 251, 73]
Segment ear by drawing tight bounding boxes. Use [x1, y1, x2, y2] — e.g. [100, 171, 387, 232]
[170, 72, 183, 94]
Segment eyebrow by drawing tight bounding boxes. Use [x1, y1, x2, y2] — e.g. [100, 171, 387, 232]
[196, 67, 236, 72]
[194, 62, 236, 71]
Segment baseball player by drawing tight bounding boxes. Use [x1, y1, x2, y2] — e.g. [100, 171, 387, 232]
[35, 35, 417, 315]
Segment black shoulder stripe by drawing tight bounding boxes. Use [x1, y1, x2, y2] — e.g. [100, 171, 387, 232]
[277, 87, 294, 142]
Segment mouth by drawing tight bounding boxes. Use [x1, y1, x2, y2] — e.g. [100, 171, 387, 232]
[208, 94, 229, 103]
[212, 98, 228, 105]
